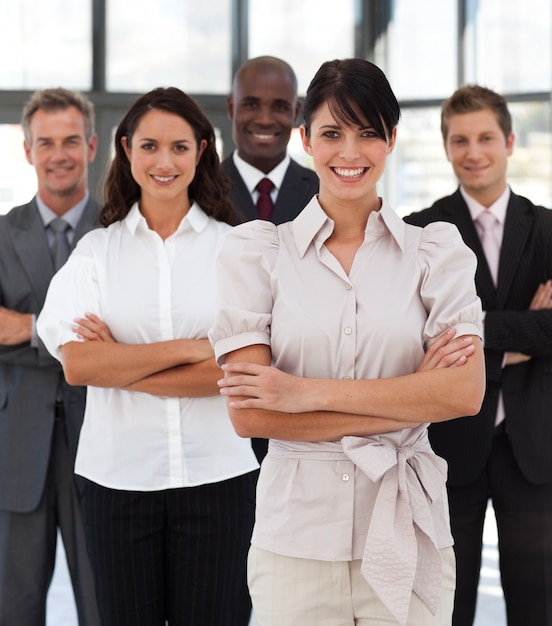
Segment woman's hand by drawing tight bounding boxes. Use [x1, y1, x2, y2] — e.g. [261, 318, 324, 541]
[73, 313, 116, 343]
[219, 362, 310, 413]
[416, 328, 476, 372]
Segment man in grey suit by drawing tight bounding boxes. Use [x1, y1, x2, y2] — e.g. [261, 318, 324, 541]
[223, 55, 319, 227]
[0, 88, 101, 625]
[405, 85, 552, 626]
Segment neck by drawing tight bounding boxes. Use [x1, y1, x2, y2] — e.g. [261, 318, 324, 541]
[139, 197, 191, 240]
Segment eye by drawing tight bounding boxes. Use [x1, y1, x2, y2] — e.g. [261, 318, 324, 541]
[361, 130, 379, 139]
[140, 142, 156, 151]
[322, 130, 340, 139]
[274, 102, 291, 113]
[174, 144, 189, 152]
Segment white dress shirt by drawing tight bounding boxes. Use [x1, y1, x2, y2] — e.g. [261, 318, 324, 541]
[232, 150, 290, 205]
[210, 196, 482, 623]
[38, 202, 258, 491]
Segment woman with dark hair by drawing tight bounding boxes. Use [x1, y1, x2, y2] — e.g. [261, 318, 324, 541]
[37, 87, 258, 625]
[210, 59, 485, 625]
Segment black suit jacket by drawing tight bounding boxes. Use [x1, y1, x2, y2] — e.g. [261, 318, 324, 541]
[222, 156, 319, 225]
[0, 196, 101, 512]
[405, 189, 552, 486]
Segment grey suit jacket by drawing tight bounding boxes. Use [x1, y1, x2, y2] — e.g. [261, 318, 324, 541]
[0, 196, 100, 512]
[222, 156, 319, 225]
[405, 189, 552, 485]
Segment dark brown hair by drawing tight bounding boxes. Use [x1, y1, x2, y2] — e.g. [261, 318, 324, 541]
[101, 87, 238, 226]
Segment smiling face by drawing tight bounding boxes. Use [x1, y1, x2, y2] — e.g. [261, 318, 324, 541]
[228, 61, 300, 173]
[121, 109, 206, 212]
[24, 106, 97, 213]
[300, 101, 396, 210]
[444, 108, 513, 207]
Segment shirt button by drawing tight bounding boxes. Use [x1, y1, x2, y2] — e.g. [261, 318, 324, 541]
[342, 473, 350, 482]
[344, 327, 352, 335]
[342, 376, 351, 380]
[346, 283, 352, 290]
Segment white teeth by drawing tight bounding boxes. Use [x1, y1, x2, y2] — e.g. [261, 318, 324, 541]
[333, 167, 365, 178]
[153, 175, 175, 183]
[253, 133, 274, 139]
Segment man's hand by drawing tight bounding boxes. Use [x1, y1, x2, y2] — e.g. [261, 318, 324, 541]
[504, 279, 552, 365]
[0, 307, 33, 345]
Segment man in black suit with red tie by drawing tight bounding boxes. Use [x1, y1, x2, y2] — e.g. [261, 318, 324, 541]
[223, 56, 319, 467]
[223, 55, 319, 228]
[405, 85, 552, 626]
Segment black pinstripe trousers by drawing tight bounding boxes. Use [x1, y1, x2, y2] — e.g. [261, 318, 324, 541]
[78, 471, 256, 626]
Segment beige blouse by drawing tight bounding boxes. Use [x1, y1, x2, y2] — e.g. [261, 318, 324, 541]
[210, 196, 482, 624]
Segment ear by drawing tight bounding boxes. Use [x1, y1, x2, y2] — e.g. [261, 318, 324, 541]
[23, 140, 33, 165]
[196, 139, 208, 164]
[120, 135, 131, 160]
[506, 132, 514, 156]
[300, 125, 312, 155]
[387, 127, 397, 155]
[293, 99, 301, 124]
[87, 134, 99, 163]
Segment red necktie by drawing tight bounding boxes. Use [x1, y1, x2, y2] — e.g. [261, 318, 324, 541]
[255, 178, 274, 220]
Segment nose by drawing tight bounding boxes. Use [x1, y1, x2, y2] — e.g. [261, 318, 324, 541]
[339, 136, 361, 161]
[253, 105, 275, 126]
[465, 140, 482, 160]
[155, 148, 174, 170]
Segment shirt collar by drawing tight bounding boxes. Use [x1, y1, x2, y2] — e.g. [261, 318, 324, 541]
[292, 196, 407, 259]
[124, 201, 209, 236]
[36, 191, 90, 230]
[461, 185, 510, 224]
[232, 150, 290, 193]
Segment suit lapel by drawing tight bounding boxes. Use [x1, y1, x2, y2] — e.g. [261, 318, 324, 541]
[223, 157, 257, 221]
[496, 194, 532, 308]
[11, 199, 55, 306]
[444, 190, 497, 308]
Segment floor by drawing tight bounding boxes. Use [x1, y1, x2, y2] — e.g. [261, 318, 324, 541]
[47, 505, 506, 625]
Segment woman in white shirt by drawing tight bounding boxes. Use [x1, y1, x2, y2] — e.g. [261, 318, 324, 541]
[37, 87, 258, 626]
[209, 60, 485, 626]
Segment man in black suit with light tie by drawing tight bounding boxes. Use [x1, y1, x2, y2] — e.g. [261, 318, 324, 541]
[224, 56, 319, 465]
[405, 85, 552, 626]
[0, 88, 101, 625]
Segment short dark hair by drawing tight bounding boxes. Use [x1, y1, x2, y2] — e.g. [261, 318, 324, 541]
[21, 87, 95, 143]
[101, 87, 238, 227]
[302, 58, 400, 141]
[441, 84, 512, 141]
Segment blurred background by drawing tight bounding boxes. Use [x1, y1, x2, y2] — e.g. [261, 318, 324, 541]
[0, 0, 550, 217]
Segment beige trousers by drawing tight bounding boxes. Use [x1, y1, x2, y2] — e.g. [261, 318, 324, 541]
[248, 545, 455, 626]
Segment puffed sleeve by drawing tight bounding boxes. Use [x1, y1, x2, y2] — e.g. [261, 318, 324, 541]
[37, 232, 103, 361]
[209, 220, 279, 365]
[417, 221, 483, 346]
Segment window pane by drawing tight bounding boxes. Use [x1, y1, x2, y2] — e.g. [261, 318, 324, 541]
[465, 0, 552, 91]
[0, 1, 91, 90]
[387, 108, 456, 217]
[107, 1, 231, 93]
[388, 1, 457, 100]
[0, 125, 37, 215]
[508, 101, 552, 208]
[248, 0, 355, 95]
[389, 103, 552, 218]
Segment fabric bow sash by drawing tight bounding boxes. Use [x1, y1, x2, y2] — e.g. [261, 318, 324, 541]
[341, 435, 448, 625]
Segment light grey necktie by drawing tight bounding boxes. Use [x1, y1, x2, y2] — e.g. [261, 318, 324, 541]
[50, 217, 71, 270]
[476, 211, 500, 285]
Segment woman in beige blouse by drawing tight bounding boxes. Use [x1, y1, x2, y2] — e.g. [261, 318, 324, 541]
[210, 59, 485, 626]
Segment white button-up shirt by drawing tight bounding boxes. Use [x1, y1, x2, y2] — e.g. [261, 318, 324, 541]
[210, 196, 482, 623]
[38, 202, 258, 491]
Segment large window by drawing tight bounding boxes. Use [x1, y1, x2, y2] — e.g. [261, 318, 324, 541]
[106, 0, 232, 93]
[0, 0, 92, 90]
[0, 0, 550, 216]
